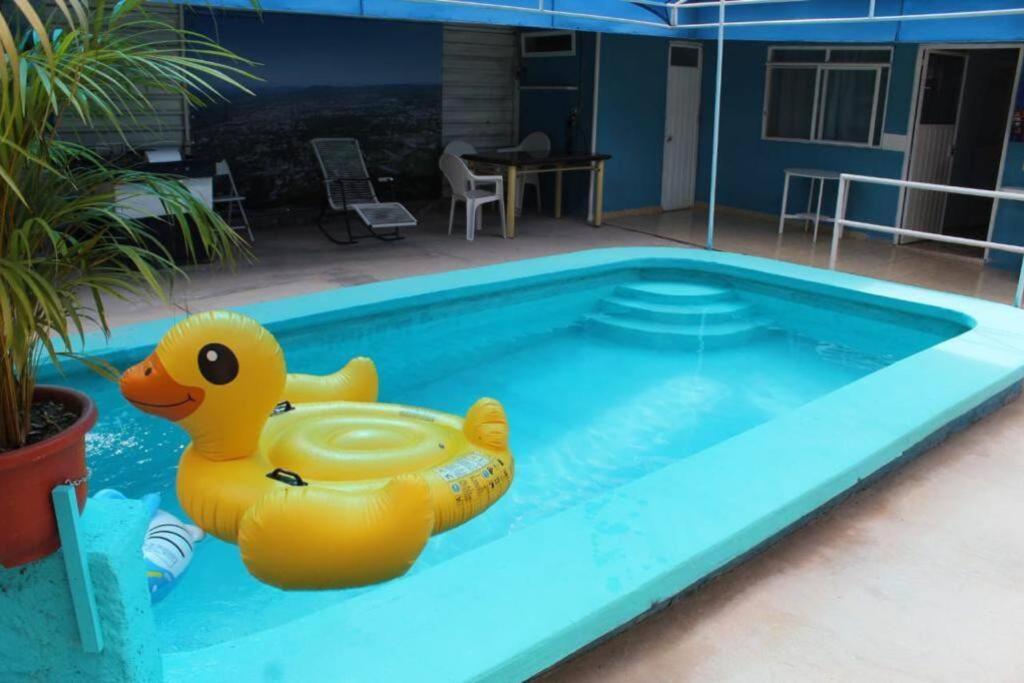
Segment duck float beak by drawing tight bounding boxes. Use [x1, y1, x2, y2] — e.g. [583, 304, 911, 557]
[120, 353, 204, 422]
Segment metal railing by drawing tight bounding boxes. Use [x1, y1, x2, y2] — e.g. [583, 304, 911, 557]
[829, 173, 1024, 308]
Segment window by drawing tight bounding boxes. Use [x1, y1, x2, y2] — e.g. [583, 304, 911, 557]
[670, 46, 700, 68]
[764, 46, 892, 147]
[521, 31, 575, 58]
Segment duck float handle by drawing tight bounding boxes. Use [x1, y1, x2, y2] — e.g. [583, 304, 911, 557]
[119, 310, 514, 590]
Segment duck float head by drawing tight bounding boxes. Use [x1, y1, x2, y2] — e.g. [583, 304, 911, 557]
[120, 310, 514, 590]
[121, 311, 286, 461]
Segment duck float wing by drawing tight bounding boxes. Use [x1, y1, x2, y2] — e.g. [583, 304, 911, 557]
[285, 357, 378, 404]
[238, 475, 433, 589]
[463, 398, 509, 451]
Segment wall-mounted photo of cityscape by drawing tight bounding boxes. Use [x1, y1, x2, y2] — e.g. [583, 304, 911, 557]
[188, 11, 443, 211]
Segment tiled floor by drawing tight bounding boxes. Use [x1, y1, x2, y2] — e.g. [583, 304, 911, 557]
[102, 206, 1021, 329]
[105, 207, 1024, 681]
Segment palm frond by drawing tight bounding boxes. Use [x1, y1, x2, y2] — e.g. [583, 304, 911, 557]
[0, 0, 257, 448]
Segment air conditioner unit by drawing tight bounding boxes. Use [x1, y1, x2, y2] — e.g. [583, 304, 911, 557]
[521, 30, 576, 58]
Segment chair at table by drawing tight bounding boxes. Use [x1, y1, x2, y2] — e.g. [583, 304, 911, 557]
[311, 137, 418, 245]
[213, 159, 254, 243]
[443, 140, 476, 158]
[442, 140, 501, 191]
[439, 153, 506, 241]
[498, 131, 550, 215]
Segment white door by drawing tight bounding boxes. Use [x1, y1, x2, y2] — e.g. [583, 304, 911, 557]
[902, 50, 968, 239]
[661, 43, 702, 211]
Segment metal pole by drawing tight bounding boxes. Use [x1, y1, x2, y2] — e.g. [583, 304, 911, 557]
[1015, 258, 1024, 308]
[410, 0, 1024, 32]
[829, 177, 847, 270]
[588, 33, 602, 224]
[707, 0, 725, 250]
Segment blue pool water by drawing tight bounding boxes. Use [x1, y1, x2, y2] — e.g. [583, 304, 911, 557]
[61, 267, 964, 652]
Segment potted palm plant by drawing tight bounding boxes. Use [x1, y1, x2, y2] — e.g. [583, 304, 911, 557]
[0, 0, 252, 567]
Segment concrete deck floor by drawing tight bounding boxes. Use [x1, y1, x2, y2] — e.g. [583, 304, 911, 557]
[105, 208, 1024, 681]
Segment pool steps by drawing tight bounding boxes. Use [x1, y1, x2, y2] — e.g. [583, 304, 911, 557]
[584, 281, 768, 348]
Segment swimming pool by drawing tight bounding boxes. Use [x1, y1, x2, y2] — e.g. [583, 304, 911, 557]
[52, 248, 1024, 681]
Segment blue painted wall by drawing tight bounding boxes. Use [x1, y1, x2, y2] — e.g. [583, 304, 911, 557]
[691, 41, 916, 226]
[594, 33, 671, 213]
[991, 143, 1024, 269]
[518, 32, 597, 215]
[522, 36, 921, 223]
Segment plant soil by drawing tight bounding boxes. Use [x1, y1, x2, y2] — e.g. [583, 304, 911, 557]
[0, 401, 79, 453]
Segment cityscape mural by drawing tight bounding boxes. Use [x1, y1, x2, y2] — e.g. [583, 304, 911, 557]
[187, 10, 443, 210]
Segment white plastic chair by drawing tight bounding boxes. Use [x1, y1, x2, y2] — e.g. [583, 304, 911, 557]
[498, 131, 550, 214]
[439, 153, 506, 241]
[443, 140, 476, 158]
[144, 147, 182, 163]
[213, 159, 254, 242]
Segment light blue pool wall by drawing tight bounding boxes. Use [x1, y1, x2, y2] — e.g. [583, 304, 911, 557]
[9, 247, 1024, 683]
[0, 498, 162, 681]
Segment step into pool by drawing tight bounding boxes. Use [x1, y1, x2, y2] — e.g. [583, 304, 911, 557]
[52, 248, 1024, 681]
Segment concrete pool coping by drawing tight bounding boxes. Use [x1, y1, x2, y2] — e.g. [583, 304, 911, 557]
[69, 247, 1024, 682]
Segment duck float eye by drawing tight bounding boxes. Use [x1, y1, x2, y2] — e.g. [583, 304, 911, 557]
[198, 343, 238, 385]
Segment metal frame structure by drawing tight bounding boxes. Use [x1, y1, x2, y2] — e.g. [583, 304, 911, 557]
[829, 173, 1024, 308]
[396, 0, 1024, 250]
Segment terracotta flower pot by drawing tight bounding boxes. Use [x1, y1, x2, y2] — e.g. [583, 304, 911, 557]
[0, 386, 97, 568]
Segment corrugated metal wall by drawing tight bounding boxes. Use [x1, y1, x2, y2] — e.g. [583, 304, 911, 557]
[442, 25, 518, 149]
[49, 2, 189, 154]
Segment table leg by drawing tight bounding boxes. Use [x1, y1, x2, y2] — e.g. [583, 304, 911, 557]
[594, 161, 605, 227]
[506, 166, 518, 238]
[778, 172, 790, 234]
[804, 177, 814, 232]
[554, 169, 563, 220]
[814, 177, 825, 243]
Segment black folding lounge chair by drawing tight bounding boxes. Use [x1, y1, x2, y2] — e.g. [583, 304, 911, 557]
[311, 137, 418, 245]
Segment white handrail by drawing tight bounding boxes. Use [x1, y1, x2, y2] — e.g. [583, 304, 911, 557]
[829, 173, 1024, 308]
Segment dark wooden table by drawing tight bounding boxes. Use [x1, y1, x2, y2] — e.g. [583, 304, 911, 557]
[462, 150, 611, 238]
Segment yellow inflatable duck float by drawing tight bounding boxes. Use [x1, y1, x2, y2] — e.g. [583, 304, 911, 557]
[119, 310, 513, 590]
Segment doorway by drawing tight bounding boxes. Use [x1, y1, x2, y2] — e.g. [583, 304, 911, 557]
[661, 42, 702, 211]
[901, 46, 1022, 255]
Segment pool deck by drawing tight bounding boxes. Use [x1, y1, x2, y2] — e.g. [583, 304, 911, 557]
[101, 209, 1024, 681]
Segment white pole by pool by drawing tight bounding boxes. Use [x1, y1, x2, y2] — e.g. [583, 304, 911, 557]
[706, 0, 725, 250]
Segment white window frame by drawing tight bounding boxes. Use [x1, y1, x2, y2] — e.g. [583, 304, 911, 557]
[520, 30, 576, 58]
[762, 45, 894, 149]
